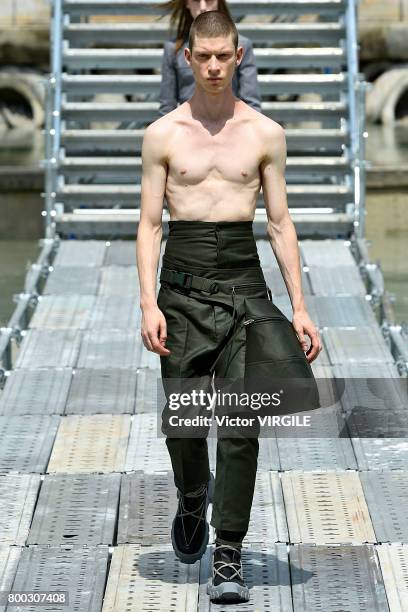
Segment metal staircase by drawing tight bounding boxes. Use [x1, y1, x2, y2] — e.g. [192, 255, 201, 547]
[44, 0, 367, 239]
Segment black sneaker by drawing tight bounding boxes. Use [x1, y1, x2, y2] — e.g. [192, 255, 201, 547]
[171, 472, 215, 564]
[207, 541, 250, 603]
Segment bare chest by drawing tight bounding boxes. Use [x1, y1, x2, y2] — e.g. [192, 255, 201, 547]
[168, 122, 262, 186]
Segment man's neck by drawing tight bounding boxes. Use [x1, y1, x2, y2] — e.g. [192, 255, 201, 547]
[188, 87, 238, 124]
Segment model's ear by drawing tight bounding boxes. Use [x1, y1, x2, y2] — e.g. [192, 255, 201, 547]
[236, 46, 244, 67]
[184, 47, 192, 67]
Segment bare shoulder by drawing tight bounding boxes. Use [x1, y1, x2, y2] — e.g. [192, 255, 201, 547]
[250, 113, 286, 163]
[142, 110, 181, 161]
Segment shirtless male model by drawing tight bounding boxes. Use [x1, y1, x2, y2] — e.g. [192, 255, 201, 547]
[137, 9, 322, 604]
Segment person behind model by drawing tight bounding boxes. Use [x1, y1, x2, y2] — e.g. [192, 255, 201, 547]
[137, 10, 322, 604]
[157, 0, 262, 115]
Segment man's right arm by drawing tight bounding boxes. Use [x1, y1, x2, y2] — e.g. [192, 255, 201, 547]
[137, 121, 170, 355]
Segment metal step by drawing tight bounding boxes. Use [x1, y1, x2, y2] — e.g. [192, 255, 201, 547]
[61, 101, 347, 123]
[63, 47, 345, 70]
[62, 72, 346, 96]
[59, 154, 351, 180]
[64, 21, 345, 45]
[62, 0, 347, 17]
[60, 127, 350, 154]
[55, 183, 353, 207]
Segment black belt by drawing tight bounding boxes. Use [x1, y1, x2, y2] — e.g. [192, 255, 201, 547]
[160, 268, 219, 294]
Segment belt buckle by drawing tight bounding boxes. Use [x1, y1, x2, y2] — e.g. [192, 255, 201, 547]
[173, 270, 193, 289]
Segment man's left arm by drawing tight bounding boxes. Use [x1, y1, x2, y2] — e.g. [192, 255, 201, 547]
[260, 123, 322, 362]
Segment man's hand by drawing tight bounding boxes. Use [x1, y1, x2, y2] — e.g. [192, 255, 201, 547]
[291, 309, 323, 363]
[141, 305, 171, 356]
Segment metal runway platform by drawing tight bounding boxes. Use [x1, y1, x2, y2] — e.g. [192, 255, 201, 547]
[0, 237, 407, 611]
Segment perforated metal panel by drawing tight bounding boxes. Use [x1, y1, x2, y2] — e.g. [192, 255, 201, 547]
[27, 473, 121, 545]
[43, 266, 100, 295]
[345, 407, 408, 438]
[245, 472, 288, 544]
[281, 471, 376, 544]
[0, 368, 72, 416]
[15, 329, 82, 369]
[301, 239, 355, 267]
[313, 295, 377, 328]
[98, 266, 139, 296]
[53, 240, 107, 267]
[139, 346, 161, 369]
[332, 366, 404, 412]
[135, 368, 162, 414]
[0, 545, 22, 611]
[76, 330, 142, 369]
[263, 267, 311, 296]
[290, 544, 389, 611]
[323, 327, 394, 365]
[275, 406, 347, 439]
[104, 240, 136, 266]
[102, 544, 199, 612]
[277, 437, 357, 471]
[117, 471, 178, 545]
[353, 438, 408, 470]
[360, 472, 408, 543]
[199, 543, 292, 612]
[125, 414, 217, 472]
[29, 295, 95, 329]
[10, 545, 109, 612]
[308, 265, 366, 296]
[271, 294, 319, 327]
[377, 543, 408, 611]
[47, 414, 131, 473]
[87, 296, 140, 330]
[0, 475, 41, 544]
[66, 368, 137, 414]
[0, 416, 60, 473]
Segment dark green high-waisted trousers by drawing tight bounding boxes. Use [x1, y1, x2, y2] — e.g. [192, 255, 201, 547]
[157, 219, 270, 533]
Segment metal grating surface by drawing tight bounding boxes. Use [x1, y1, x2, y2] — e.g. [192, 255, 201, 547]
[290, 544, 389, 611]
[125, 414, 217, 472]
[29, 295, 95, 329]
[47, 415, 131, 473]
[345, 407, 408, 438]
[43, 266, 100, 295]
[277, 437, 357, 471]
[257, 436, 281, 470]
[0, 474, 41, 545]
[102, 543, 199, 612]
[323, 326, 394, 364]
[377, 543, 408, 611]
[65, 368, 137, 414]
[98, 266, 139, 296]
[275, 406, 347, 439]
[271, 294, 319, 327]
[245, 472, 288, 544]
[53, 240, 107, 267]
[135, 368, 162, 414]
[353, 438, 408, 470]
[10, 545, 109, 612]
[139, 345, 162, 369]
[0, 368, 72, 416]
[76, 330, 142, 369]
[300, 239, 356, 267]
[88, 296, 140, 330]
[263, 267, 311, 296]
[0, 416, 60, 473]
[360, 471, 408, 543]
[27, 473, 121, 545]
[307, 265, 366, 296]
[199, 543, 292, 612]
[313, 295, 377, 327]
[14, 329, 82, 369]
[0, 545, 22, 612]
[104, 240, 137, 266]
[281, 471, 376, 544]
[117, 471, 178, 545]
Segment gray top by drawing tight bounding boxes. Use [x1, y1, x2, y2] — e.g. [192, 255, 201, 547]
[159, 34, 262, 116]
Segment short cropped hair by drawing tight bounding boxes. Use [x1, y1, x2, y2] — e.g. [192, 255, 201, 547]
[188, 11, 238, 53]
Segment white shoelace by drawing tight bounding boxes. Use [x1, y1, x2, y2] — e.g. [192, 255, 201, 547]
[213, 543, 244, 582]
